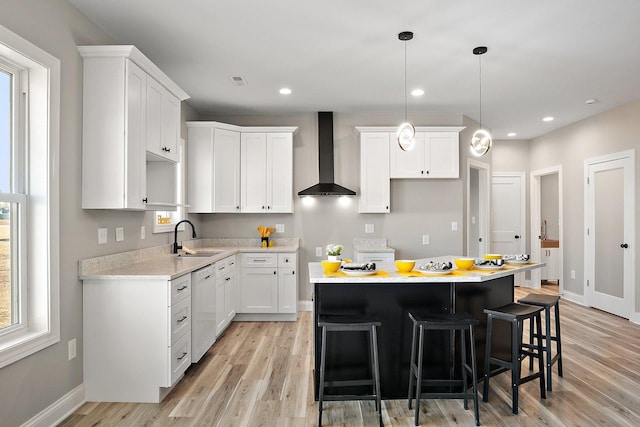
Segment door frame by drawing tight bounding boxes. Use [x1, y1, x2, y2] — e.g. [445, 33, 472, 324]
[584, 150, 635, 319]
[531, 166, 563, 292]
[467, 159, 490, 257]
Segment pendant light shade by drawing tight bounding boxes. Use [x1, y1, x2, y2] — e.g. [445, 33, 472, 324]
[397, 31, 415, 151]
[470, 46, 492, 157]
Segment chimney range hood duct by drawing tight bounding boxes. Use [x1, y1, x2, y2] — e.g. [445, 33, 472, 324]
[298, 112, 357, 196]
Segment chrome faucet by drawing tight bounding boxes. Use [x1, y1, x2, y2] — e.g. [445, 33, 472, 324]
[173, 219, 197, 254]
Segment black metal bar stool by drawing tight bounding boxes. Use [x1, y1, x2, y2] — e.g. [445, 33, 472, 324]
[518, 293, 563, 391]
[318, 314, 382, 426]
[407, 312, 480, 426]
[483, 303, 546, 414]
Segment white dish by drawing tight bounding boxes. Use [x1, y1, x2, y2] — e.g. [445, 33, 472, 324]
[416, 269, 453, 275]
[505, 259, 530, 265]
[341, 269, 377, 277]
[474, 264, 505, 271]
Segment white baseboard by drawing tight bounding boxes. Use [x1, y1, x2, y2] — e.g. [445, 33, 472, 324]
[297, 300, 313, 312]
[629, 312, 640, 325]
[22, 383, 86, 427]
[560, 289, 585, 306]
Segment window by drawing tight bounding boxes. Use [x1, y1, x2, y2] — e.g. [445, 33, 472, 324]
[0, 24, 60, 368]
[153, 138, 187, 233]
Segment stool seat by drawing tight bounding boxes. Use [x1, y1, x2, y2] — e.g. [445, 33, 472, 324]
[318, 314, 382, 426]
[483, 302, 546, 414]
[408, 312, 480, 426]
[518, 293, 560, 307]
[517, 293, 563, 391]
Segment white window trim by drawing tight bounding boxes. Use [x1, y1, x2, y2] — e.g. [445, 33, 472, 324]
[0, 24, 60, 368]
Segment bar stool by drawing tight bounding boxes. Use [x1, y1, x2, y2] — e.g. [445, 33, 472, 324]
[407, 312, 480, 426]
[518, 293, 563, 391]
[483, 303, 546, 414]
[318, 314, 382, 426]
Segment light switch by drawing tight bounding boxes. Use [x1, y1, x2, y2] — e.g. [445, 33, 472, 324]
[98, 227, 107, 244]
[276, 224, 285, 233]
[422, 235, 430, 245]
[140, 226, 145, 240]
[115, 226, 124, 242]
[316, 247, 323, 257]
[451, 221, 458, 231]
[365, 224, 374, 233]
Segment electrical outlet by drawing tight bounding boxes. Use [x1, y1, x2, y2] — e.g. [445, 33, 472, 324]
[422, 235, 430, 245]
[316, 247, 323, 257]
[451, 221, 458, 231]
[115, 226, 124, 242]
[68, 338, 77, 361]
[276, 224, 285, 233]
[365, 224, 374, 233]
[571, 270, 576, 279]
[140, 226, 145, 240]
[98, 227, 107, 244]
[471, 216, 476, 224]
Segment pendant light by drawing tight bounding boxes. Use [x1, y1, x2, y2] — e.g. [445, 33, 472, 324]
[470, 46, 492, 156]
[397, 31, 415, 151]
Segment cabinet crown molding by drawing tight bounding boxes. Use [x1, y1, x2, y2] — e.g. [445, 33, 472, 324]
[186, 121, 297, 133]
[78, 45, 189, 100]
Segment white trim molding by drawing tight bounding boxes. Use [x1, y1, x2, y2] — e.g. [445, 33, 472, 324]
[21, 384, 85, 427]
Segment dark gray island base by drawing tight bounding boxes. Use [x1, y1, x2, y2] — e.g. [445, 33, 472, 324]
[311, 265, 526, 399]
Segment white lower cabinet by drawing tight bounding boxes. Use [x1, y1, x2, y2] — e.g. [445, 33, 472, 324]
[540, 247, 560, 281]
[83, 273, 192, 403]
[215, 255, 237, 337]
[237, 252, 298, 320]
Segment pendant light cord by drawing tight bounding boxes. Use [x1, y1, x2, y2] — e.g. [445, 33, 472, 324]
[404, 40, 408, 122]
[478, 53, 482, 128]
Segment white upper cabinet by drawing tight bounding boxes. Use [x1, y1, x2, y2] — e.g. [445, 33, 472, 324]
[241, 132, 293, 213]
[187, 123, 241, 213]
[389, 130, 461, 178]
[187, 123, 296, 214]
[79, 45, 189, 210]
[359, 132, 391, 213]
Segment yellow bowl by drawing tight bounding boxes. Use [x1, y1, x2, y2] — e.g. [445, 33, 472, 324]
[454, 258, 475, 270]
[395, 260, 416, 272]
[483, 254, 502, 260]
[321, 260, 342, 273]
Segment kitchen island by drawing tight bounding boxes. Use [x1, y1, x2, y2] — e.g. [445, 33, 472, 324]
[309, 257, 543, 399]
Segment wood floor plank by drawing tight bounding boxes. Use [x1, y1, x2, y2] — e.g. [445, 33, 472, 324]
[62, 284, 640, 426]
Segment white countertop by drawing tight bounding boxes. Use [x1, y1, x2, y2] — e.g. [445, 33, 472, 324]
[309, 256, 543, 283]
[80, 245, 298, 281]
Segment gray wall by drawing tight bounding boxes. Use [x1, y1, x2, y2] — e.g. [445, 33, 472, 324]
[196, 112, 476, 299]
[526, 99, 640, 307]
[0, 1, 201, 424]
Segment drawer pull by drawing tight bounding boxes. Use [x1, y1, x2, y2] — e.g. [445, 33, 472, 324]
[177, 315, 188, 323]
[177, 352, 188, 360]
[225, 277, 231, 282]
[177, 285, 188, 291]
[253, 258, 267, 262]
[204, 275, 211, 280]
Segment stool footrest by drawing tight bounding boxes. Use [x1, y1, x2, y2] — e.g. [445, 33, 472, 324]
[321, 394, 378, 402]
[420, 379, 466, 388]
[323, 379, 374, 388]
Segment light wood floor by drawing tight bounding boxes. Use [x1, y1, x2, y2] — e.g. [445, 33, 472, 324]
[61, 284, 640, 426]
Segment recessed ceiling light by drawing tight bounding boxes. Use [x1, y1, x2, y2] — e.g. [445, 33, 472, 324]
[585, 98, 598, 105]
[542, 116, 554, 122]
[411, 88, 424, 97]
[279, 87, 292, 95]
[507, 132, 517, 137]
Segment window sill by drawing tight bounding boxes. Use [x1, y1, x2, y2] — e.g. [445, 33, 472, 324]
[0, 328, 60, 369]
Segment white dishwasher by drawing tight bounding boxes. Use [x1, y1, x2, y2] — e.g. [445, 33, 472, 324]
[191, 264, 216, 363]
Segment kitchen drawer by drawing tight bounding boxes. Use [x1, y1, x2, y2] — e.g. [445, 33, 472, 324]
[168, 332, 191, 386]
[169, 297, 191, 345]
[170, 274, 191, 305]
[278, 253, 296, 267]
[215, 255, 236, 278]
[241, 253, 278, 267]
[354, 251, 395, 263]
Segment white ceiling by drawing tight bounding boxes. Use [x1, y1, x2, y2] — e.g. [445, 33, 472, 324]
[68, 0, 640, 139]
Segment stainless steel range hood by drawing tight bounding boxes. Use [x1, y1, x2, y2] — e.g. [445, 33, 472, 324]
[298, 112, 357, 196]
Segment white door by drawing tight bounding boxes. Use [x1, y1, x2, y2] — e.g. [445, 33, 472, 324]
[491, 174, 525, 254]
[585, 151, 635, 318]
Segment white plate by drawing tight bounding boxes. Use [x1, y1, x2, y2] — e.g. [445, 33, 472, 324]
[474, 264, 505, 271]
[505, 259, 530, 265]
[416, 269, 453, 275]
[341, 269, 377, 276]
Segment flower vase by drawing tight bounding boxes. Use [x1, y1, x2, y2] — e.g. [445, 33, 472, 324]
[327, 255, 339, 262]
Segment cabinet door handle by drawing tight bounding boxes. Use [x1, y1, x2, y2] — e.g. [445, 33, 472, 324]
[621, 243, 629, 249]
[292, 271, 295, 275]
[267, 205, 271, 210]
[426, 170, 430, 175]
[225, 277, 231, 281]
[515, 235, 520, 239]
[273, 271, 277, 275]
[177, 315, 188, 323]
[177, 352, 188, 360]
[204, 275, 211, 280]
[142, 198, 148, 203]
[177, 285, 188, 291]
